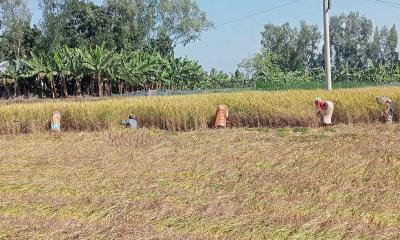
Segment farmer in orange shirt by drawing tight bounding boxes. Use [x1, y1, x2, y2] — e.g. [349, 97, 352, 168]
[214, 105, 229, 128]
[315, 98, 334, 126]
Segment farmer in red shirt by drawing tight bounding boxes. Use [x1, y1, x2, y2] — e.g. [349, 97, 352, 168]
[315, 98, 334, 126]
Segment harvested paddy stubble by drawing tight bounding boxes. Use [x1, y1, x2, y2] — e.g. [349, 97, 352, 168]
[0, 87, 399, 134]
[1, 125, 400, 239]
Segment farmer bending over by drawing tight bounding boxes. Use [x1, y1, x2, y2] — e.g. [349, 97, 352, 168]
[122, 114, 139, 129]
[315, 98, 334, 126]
[214, 105, 229, 128]
[376, 96, 394, 124]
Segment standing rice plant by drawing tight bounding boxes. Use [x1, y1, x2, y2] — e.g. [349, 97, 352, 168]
[1, 87, 400, 134]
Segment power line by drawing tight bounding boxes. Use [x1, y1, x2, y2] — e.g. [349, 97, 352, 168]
[364, 0, 400, 8]
[213, 0, 304, 29]
[375, 0, 400, 6]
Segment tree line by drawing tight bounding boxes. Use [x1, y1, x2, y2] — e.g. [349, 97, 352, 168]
[0, 0, 249, 98]
[2, 1, 400, 98]
[241, 12, 400, 86]
[1, 45, 248, 98]
[0, 0, 213, 59]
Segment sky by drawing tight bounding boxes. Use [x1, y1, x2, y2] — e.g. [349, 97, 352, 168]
[27, 0, 400, 73]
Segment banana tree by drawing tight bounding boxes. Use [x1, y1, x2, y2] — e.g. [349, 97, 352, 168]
[52, 49, 70, 97]
[4, 60, 26, 97]
[106, 53, 131, 95]
[0, 61, 14, 98]
[171, 57, 205, 90]
[28, 54, 57, 99]
[159, 55, 174, 89]
[64, 47, 84, 96]
[26, 52, 48, 98]
[132, 51, 163, 90]
[80, 44, 115, 96]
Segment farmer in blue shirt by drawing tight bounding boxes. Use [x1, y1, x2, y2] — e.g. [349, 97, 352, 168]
[51, 111, 61, 132]
[122, 114, 138, 129]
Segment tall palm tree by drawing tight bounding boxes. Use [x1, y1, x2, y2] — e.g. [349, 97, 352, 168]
[80, 44, 115, 96]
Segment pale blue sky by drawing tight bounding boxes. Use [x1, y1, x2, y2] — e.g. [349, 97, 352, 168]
[27, 0, 400, 72]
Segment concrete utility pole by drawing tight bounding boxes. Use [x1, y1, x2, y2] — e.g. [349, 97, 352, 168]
[323, 0, 332, 91]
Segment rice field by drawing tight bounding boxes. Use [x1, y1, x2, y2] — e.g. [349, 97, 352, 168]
[0, 87, 399, 134]
[1, 125, 400, 239]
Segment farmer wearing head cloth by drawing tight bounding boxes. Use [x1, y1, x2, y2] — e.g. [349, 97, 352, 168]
[214, 105, 229, 128]
[314, 98, 334, 126]
[51, 111, 61, 132]
[376, 96, 394, 124]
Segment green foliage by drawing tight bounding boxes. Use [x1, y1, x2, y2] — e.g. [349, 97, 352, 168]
[38, 0, 213, 52]
[257, 80, 376, 91]
[261, 21, 321, 72]
[0, 45, 245, 98]
[0, 0, 221, 98]
[244, 12, 400, 90]
[0, 0, 35, 59]
[330, 12, 373, 69]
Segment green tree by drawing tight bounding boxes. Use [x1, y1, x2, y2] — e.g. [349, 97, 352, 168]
[26, 52, 48, 98]
[0, 0, 32, 59]
[261, 22, 321, 72]
[369, 27, 381, 65]
[80, 44, 115, 96]
[63, 0, 111, 48]
[0, 61, 13, 98]
[157, 0, 213, 46]
[5, 59, 27, 97]
[103, 0, 155, 51]
[104, 0, 213, 50]
[52, 48, 71, 97]
[330, 12, 373, 69]
[297, 21, 321, 70]
[387, 25, 398, 64]
[63, 47, 85, 96]
[38, 0, 66, 52]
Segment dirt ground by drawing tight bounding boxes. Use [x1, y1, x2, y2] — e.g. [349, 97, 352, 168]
[1, 125, 400, 239]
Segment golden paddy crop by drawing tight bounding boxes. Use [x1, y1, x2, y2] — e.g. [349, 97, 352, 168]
[0, 87, 399, 134]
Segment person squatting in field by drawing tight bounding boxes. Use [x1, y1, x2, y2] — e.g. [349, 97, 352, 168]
[122, 114, 139, 129]
[214, 105, 229, 128]
[51, 111, 61, 132]
[376, 96, 394, 124]
[315, 98, 334, 127]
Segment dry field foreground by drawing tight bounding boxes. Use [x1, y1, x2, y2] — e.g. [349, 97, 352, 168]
[1, 125, 400, 239]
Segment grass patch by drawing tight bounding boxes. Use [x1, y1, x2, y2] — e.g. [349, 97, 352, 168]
[293, 127, 310, 134]
[276, 128, 291, 137]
